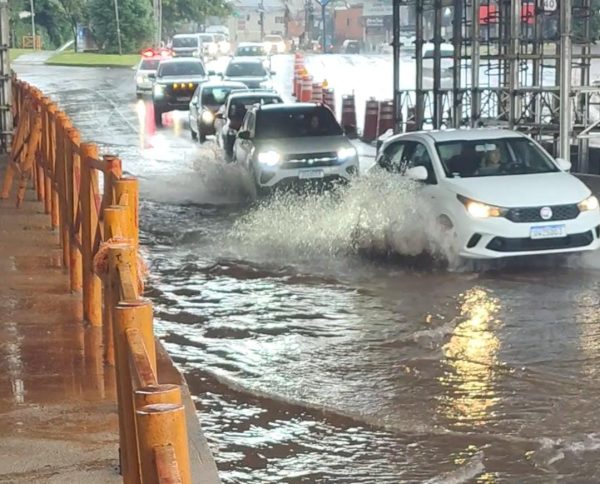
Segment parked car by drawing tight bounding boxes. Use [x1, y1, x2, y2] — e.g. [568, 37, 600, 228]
[215, 89, 283, 159]
[188, 80, 248, 142]
[151, 58, 208, 127]
[222, 57, 274, 89]
[373, 128, 600, 259]
[233, 103, 359, 195]
[263, 34, 286, 54]
[170, 33, 203, 58]
[234, 42, 268, 58]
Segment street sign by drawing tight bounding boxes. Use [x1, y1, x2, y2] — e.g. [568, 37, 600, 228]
[543, 0, 557, 11]
[363, 0, 393, 17]
[316, 0, 330, 6]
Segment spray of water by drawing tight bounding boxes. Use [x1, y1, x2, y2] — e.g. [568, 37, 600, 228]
[232, 171, 455, 264]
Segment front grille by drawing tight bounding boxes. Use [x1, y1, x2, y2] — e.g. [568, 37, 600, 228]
[281, 151, 338, 169]
[505, 204, 580, 223]
[486, 230, 594, 252]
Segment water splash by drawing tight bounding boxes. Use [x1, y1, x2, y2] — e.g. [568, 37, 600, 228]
[231, 171, 455, 263]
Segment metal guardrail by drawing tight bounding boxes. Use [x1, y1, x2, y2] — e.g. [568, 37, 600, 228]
[1, 75, 192, 484]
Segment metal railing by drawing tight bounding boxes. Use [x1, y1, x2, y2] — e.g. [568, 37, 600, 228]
[2, 75, 193, 484]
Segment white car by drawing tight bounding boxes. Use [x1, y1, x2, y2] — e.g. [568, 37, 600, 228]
[375, 128, 600, 259]
[199, 33, 219, 58]
[263, 34, 286, 54]
[233, 103, 359, 195]
[135, 55, 162, 96]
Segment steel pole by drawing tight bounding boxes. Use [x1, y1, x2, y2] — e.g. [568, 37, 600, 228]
[471, 0, 480, 127]
[559, 0, 571, 160]
[321, 3, 326, 53]
[113, 0, 122, 55]
[392, 0, 401, 132]
[0, 0, 12, 153]
[508, 0, 521, 128]
[30, 0, 35, 47]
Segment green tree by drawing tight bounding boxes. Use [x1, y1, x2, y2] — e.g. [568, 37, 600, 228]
[55, 0, 86, 51]
[88, 0, 153, 53]
[160, 0, 231, 36]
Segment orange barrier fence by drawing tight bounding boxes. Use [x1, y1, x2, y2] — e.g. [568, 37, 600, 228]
[2, 75, 193, 484]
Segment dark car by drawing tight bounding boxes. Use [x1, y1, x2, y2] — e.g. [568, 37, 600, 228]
[215, 90, 283, 159]
[222, 58, 274, 89]
[234, 42, 268, 58]
[188, 80, 248, 142]
[342, 40, 360, 54]
[151, 58, 208, 127]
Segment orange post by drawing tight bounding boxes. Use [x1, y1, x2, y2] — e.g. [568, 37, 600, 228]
[114, 177, 140, 247]
[134, 384, 182, 408]
[102, 155, 122, 211]
[47, 103, 59, 229]
[67, 128, 82, 292]
[41, 97, 52, 215]
[16, 112, 43, 208]
[55, 112, 72, 268]
[135, 404, 192, 484]
[113, 299, 155, 484]
[80, 143, 102, 326]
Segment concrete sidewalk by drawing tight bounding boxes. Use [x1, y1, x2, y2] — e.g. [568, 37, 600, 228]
[0, 161, 120, 482]
[0, 158, 220, 483]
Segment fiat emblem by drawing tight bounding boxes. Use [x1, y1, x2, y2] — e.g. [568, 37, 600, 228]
[540, 206, 553, 220]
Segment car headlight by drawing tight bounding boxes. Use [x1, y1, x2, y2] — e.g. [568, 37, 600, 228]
[578, 195, 599, 212]
[194, 49, 202, 57]
[259, 80, 273, 89]
[257, 150, 281, 166]
[277, 42, 285, 52]
[136, 75, 146, 85]
[337, 147, 357, 160]
[201, 110, 214, 124]
[153, 84, 165, 97]
[264, 42, 272, 51]
[457, 195, 506, 218]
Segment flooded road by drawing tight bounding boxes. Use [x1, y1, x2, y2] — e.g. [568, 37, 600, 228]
[15, 57, 600, 482]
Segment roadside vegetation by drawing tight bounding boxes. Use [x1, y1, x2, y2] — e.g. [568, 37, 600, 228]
[45, 51, 139, 68]
[9, 0, 231, 54]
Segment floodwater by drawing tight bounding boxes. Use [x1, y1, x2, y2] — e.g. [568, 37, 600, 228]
[14, 55, 600, 482]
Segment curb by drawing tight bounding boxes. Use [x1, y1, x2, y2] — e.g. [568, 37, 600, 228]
[44, 62, 137, 69]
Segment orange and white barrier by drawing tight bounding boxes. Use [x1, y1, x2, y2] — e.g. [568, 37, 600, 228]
[362, 98, 379, 143]
[341, 94, 357, 138]
[311, 82, 323, 103]
[377, 100, 394, 137]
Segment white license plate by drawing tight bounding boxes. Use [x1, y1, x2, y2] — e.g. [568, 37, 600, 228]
[176, 96, 190, 102]
[299, 170, 324, 179]
[530, 224, 567, 239]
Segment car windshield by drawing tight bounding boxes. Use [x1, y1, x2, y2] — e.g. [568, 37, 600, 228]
[172, 37, 198, 48]
[228, 95, 282, 119]
[158, 62, 205, 77]
[255, 107, 343, 139]
[436, 137, 559, 178]
[202, 86, 240, 105]
[199, 34, 214, 42]
[235, 46, 266, 56]
[140, 59, 160, 70]
[225, 62, 267, 77]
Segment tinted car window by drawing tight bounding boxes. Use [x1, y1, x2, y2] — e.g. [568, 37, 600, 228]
[228, 95, 282, 119]
[158, 62, 205, 77]
[235, 46, 266, 56]
[202, 86, 239, 105]
[140, 59, 160, 70]
[225, 62, 267, 77]
[199, 34, 215, 42]
[255, 107, 343, 139]
[172, 37, 198, 48]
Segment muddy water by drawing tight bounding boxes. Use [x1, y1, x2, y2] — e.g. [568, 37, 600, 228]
[14, 61, 600, 483]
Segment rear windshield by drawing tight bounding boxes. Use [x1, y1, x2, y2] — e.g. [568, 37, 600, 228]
[228, 95, 282, 118]
[199, 34, 215, 42]
[140, 59, 160, 70]
[202, 86, 242, 105]
[255, 107, 342, 138]
[158, 62, 205, 77]
[172, 37, 198, 48]
[235, 45, 266, 56]
[225, 62, 267, 77]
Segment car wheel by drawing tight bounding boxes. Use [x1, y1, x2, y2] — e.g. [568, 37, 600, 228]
[199, 128, 206, 143]
[154, 106, 163, 127]
[190, 128, 197, 140]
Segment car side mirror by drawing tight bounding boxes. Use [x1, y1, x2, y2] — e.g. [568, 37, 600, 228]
[190, 99, 198, 106]
[238, 130, 251, 140]
[556, 158, 571, 172]
[406, 166, 429, 181]
[208, 70, 216, 76]
[148, 73, 156, 80]
[215, 112, 224, 119]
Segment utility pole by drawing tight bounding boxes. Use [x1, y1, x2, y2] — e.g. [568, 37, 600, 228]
[0, 0, 12, 153]
[259, 0, 265, 41]
[113, 0, 122, 55]
[316, 0, 329, 53]
[153, 0, 162, 47]
[29, 0, 35, 47]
